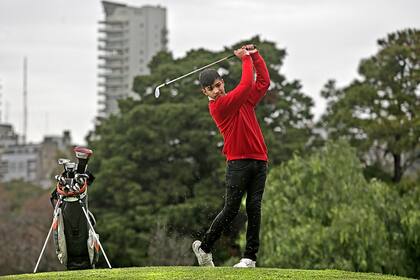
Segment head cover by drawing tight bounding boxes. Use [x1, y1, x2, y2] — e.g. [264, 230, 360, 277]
[199, 69, 221, 88]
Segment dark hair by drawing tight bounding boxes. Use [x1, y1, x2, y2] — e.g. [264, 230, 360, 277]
[199, 69, 221, 88]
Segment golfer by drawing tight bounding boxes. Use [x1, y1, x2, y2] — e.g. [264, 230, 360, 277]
[192, 44, 270, 268]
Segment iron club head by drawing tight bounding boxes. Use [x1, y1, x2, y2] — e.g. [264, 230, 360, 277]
[154, 84, 164, 98]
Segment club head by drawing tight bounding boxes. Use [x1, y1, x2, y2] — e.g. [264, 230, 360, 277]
[154, 86, 161, 98]
[58, 158, 70, 165]
[64, 162, 76, 171]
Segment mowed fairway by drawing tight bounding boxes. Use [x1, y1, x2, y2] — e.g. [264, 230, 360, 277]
[1, 267, 414, 280]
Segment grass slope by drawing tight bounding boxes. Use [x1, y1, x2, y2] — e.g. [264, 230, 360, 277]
[1, 267, 414, 280]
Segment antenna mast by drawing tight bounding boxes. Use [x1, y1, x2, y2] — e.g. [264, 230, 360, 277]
[23, 56, 28, 144]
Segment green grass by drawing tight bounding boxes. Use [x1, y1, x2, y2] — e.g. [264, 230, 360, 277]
[0, 267, 414, 280]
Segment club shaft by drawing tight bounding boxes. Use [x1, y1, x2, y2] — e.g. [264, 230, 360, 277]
[163, 54, 235, 86]
[80, 205, 112, 269]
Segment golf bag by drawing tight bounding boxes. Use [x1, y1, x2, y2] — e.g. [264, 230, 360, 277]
[50, 147, 100, 270]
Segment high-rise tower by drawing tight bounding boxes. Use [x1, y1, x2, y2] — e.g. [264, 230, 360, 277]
[98, 1, 167, 117]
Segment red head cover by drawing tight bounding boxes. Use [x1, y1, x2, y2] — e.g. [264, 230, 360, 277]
[74, 146, 93, 159]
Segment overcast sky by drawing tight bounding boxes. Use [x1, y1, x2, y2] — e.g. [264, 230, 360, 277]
[0, 0, 419, 145]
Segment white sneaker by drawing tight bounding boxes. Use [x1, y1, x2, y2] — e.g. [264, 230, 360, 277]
[192, 240, 215, 267]
[233, 258, 256, 268]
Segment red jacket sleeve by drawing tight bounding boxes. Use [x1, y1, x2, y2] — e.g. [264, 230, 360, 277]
[212, 55, 254, 119]
[247, 51, 270, 107]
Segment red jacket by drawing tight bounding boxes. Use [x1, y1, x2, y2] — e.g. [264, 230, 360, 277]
[209, 51, 270, 161]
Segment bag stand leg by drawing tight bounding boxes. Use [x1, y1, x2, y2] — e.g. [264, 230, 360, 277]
[79, 201, 112, 269]
[33, 200, 61, 273]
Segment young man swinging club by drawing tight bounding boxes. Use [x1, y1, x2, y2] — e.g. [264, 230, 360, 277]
[192, 44, 270, 268]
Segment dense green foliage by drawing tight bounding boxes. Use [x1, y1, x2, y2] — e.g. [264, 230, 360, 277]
[259, 141, 420, 278]
[87, 36, 314, 266]
[2, 267, 413, 280]
[319, 29, 420, 182]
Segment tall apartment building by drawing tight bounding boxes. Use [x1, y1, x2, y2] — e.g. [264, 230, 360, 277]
[98, 1, 167, 117]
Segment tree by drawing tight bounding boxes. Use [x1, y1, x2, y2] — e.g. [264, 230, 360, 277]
[259, 140, 412, 277]
[399, 179, 420, 277]
[87, 36, 315, 266]
[0, 181, 63, 275]
[319, 29, 420, 182]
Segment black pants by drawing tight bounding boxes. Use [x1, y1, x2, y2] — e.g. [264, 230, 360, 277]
[200, 159, 267, 261]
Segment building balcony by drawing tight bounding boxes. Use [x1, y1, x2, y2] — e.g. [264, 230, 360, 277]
[98, 20, 128, 25]
[98, 61, 126, 70]
[97, 98, 107, 105]
[98, 36, 128, 43]
[99, 85, 128, 92]
[98, 80, 127, 88]
[98, 90, 108, 96]
[97, 106, 108, 116]
[98, 72, 125, 79]
[98, 53, 126, 61]
[98, 45, 128, 52]
[98, 26, 128, 34]
[98, 89, 128, 99]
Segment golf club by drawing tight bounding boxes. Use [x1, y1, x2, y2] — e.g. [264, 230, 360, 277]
[154, 53, 235, 98]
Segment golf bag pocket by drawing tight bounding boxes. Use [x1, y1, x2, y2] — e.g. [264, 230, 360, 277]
[88, 228, 100, 265]
[53, 208, 68, 266]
